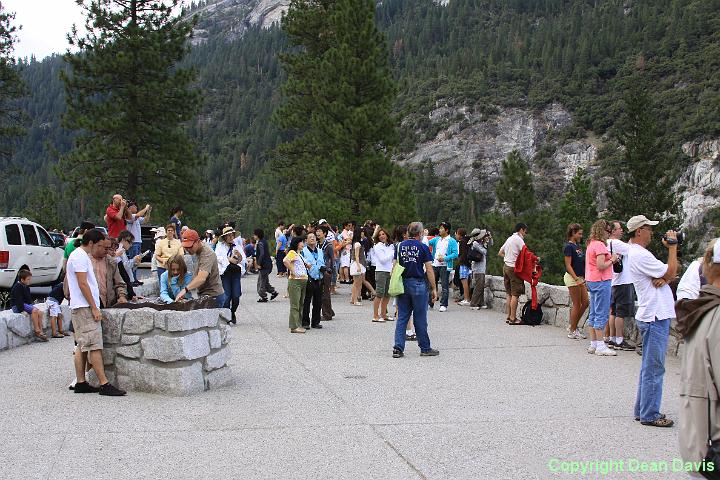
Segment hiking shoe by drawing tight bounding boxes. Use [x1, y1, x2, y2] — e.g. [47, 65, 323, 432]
[635, 413, 666, 422]
[99, 383, 126, 396]
[392, 347, 404, 358]
[420, 349, 440, 357]
[616, 340, 635, 351]
[641, 417, 674, 428]
[270, 292, 279, 301]
[595, 347, 617, 356]
[587, 345, 596, 354]
[74, 381, 100, 394]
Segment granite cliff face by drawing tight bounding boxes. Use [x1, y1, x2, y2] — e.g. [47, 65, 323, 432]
[679, 139, 720, 228]
[396, 103, 600, 202]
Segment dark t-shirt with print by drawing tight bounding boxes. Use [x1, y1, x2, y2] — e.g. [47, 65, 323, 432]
[396, 239, 433, 279]
[563, 241, 585, 277]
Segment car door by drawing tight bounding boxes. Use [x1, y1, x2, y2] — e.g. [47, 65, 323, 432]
[20, 223, 51, 285]
[36, 226, 62, 282]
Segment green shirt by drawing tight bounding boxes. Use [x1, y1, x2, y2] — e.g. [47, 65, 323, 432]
[64, 237, 80, 259]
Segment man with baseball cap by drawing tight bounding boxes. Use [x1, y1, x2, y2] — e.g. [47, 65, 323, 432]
[627, 214, 678, 427]
[175, 229, 226, 307]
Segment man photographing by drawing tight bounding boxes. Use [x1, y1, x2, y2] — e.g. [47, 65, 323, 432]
[627, 215, 678, 427]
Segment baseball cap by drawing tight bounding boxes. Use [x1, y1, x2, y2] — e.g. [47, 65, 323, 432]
[181, 229, 200, 248]
[626, 215, 660, 232]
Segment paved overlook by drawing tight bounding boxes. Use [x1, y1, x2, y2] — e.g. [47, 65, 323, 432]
[1, 275, 684, 480]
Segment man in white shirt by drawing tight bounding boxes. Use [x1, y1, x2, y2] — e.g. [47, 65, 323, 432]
[676, 257, 705, 300]
[67, 229, 126, 396]
[606, 221, 636, 350]
[627, 215, 678, 427]
[498, 223, 527, 324]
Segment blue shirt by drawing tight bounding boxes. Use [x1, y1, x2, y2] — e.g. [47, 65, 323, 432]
[276, 235, 287, 254]
[160, 271, 194, 303]
[396, 239, 433, 279]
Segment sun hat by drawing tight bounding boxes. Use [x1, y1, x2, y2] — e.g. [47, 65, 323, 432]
[219, 226, 236, 238]
[626, 215, 660, 232]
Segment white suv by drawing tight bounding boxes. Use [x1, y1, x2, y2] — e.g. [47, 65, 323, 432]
[0, 217, 64, 289]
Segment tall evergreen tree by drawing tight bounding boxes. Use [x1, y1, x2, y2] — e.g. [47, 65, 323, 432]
[558, 169, 597, 230]
[59, 0, 201, 206]
[0, 5, 24, 161]
[275, 0, 414, 219]
[495, 150, 536, 216]
[607, 82, 679, 253]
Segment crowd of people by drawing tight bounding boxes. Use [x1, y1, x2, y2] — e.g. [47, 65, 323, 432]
[7, 193, 720, 473]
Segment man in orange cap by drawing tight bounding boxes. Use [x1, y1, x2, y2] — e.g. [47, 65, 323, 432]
[175, 229, 226, 307]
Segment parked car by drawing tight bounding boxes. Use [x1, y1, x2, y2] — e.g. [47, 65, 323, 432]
[140, 225, 162, 263]
[68, 225, 107, 243]
[48, 231, 66, 247]
[0, 217, 65, 289]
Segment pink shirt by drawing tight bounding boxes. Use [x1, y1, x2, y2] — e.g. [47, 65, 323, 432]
[585, 240, 613, 282]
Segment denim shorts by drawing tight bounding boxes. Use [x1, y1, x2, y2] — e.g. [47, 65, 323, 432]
[12, 303, 36, 315]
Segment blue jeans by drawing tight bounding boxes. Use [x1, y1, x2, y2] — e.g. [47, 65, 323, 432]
[128, 242, 142, 279]
[433, 266, 450, 307]
[157, 267, 166, 284]
[394, 278, 432, 352]
[634, 318, 670, 422]
[332, 257, 339, 285]
[586, 280, 611, 330]
[221, 271, 242, 312]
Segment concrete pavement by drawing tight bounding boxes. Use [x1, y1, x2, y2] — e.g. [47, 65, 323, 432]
[0, 274, 686, 479]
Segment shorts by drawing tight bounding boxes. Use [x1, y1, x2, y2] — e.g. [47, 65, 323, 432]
[350, 261, 366, 276]
[71, 307, 103, 352]
[611, 283, 636, 318]
[563, 272, 585, 287]
[46, 297, 62, 317]
[340, 252, 351, 268]
[503, 265, 525, 297]
[459, 265, 471, 280]
[375, 271, 391, 297]
[12, 303, 36, 315]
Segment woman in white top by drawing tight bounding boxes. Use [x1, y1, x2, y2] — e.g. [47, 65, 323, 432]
[371, 228, 395, 322]
[215, 226, 245, 324]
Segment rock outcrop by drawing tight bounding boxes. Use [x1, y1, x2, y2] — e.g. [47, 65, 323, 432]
[678, 139, 720, 228]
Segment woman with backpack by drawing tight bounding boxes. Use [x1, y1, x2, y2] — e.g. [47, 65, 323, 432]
[469, 229, 492, 310]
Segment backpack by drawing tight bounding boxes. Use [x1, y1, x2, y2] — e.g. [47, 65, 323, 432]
[520, 301, 543, 326]
[467, 241, 484, 263]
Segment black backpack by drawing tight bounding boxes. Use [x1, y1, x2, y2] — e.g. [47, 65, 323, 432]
[467, 241, 484, 263]
[520, 301, 543, 326]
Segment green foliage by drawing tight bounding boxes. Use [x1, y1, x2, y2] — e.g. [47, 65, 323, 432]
[59, 0, 201, 206]
[607, 81, 679, 258]
[274, 0, 409, 218]
[558, 169, 597, 231]
[495, 150, 536, 216]
[0, 5, 25, 160]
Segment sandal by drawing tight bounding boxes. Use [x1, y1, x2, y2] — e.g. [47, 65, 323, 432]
[640, 417, 674, 427]
[372, 318, 385, 323]
[508, 318, 524, 325]
[52, 333, 64, 339]
[58, 330, 68, 336]
[34, 331, 49, 342]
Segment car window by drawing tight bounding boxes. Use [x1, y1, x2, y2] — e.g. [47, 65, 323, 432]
[21, 224, 39, 246]
[5, 224, 21, 245]
[37, 227, 54, 247]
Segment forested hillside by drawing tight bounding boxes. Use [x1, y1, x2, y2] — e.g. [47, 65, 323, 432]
[2, 0, 718, 234]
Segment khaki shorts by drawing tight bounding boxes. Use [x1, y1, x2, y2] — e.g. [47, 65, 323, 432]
[503, 265, 525, 297]
[375, 271, 391, 297]
[71, 307, 103, 352]
[563, 273, 585, 287]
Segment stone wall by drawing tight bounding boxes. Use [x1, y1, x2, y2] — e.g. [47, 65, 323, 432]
[97, 307, 234, 396]
[483, 275, 682, 357]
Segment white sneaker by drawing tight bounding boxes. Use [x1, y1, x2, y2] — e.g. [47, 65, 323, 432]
[587, 345, 596, 354]
[439, 306, 447, 312]
[568, 331, 579, 340]
[458, 300, 471, 306]
[480, 305, 488, 309]
[575, 329, 587, 339]
[471, 306, 480, 311]
[595, 346, 618, 356]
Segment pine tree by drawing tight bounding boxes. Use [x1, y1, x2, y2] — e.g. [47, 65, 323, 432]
[607, 82, 679, 253]
[558, 169, 597, 230]
[495, 150, 536, 216]
[0, 5, 24, 161]
[59, 0, 201, 206]
[275, 0, 413, 219]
